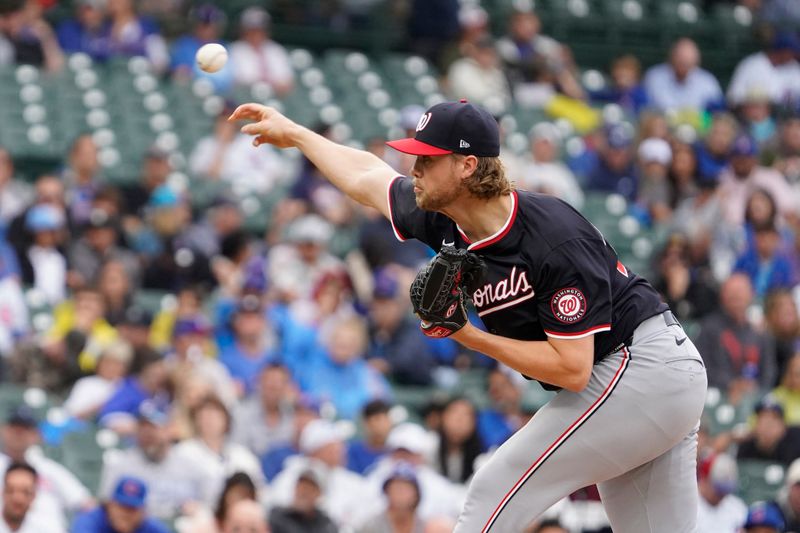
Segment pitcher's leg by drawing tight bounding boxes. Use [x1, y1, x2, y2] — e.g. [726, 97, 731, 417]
[598, 424, 700, 533]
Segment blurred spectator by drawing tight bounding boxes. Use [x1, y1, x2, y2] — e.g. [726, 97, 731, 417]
[358, 462, 424, 533]
[259, 395, 321, 481]
[742, 500, 785, 533]
[652, 233, 718, 321]
[733, 220, 794, 299]
[588, 54, 649, 115]
[56, 0, 110, 62]
[405, 0, 460, 69]
[0, 148, 32, 224]
[220, 499, 268, 533]
[175, 471, 259, 532]
[446, 36, 511, 113]
[518, 122, 584, 209]
[585, 123, 637, 200]
[773, 354, 800, 427]
[718, 135, 798, 227]
[643, 38, 723, 114]
[0, 237, 27, 358]
[7, 175, 65, 257]
[346, 399, 391, 475]
[121, 146, 172, 221]
[695, 273, 776, 401]
[70, 476, 170, 533]
[229, 7, 294, 94]
[268, 215, 345, 302]
[138, 186, 214, 291]
[63, 339, 132, 420]
[728, 31, 800, 107]
[0, 406, 92, 530]
[170, 4, 233, 93]
[367, 423, 464, 520]
[189, 105, 290, 194]
[764, 289, 800, 380]
[268, 465, 338, 533]
[495, 9, 583, 102]
[68, 210, 140, 290]
[173, 395, 265, 502]
[667, 142, 700, 209]
[99, 401, 215, 521]
[19, 204, 67, 305]
[694, 112, 739, 183]
[217, 295, 276, 396]
[183, 195, 245, 259]
[477, 368, 527, 449]
[98, 352, 169, 432]
[97, 260, 135, 326]
[737, 395, 800, 465]
[231, 363, 296, 458]
[765, 113, 800, 185]
[435, 397, 483, 484]
[269, 418, 378, 528]
[165, 314, 237, 409]
[61, 134, 102, 228]
[105, 0, 168, 72]
[367, 268, 435, 386]
[2, 462, 62, 533]
[737, 90, 778, 147]
[116, 305, 154, 356]
[778, 458, 800, 532]
[0, 0, 63, 71]
[696, 453, 747, 533]
[635, 137, 673, 224]
[297, 315, 390, 420]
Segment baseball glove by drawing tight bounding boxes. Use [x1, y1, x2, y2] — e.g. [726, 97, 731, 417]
[409, 246, 487, 338]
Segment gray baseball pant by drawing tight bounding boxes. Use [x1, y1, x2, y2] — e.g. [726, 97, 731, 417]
[455, 311, 708, 533]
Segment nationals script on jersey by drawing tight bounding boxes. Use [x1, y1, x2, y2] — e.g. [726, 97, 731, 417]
[387, 176, 667, 376]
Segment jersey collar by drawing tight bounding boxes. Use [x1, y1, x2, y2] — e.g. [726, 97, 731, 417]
[457, 191, 518, 251]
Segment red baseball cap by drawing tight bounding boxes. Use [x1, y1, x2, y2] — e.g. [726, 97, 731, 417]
[386, 99, 500, 157]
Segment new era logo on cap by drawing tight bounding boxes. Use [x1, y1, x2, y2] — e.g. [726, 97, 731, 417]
[386, 99, 500, 157]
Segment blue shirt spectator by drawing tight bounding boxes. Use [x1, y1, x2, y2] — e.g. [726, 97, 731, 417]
[643, 38, 723, 113]
[260, 443, 298, 481]
[296, 317, 391, 420]
[589, 54, 649, 115]
[346, 399, 391, 475]
[98, 355, 169, 428]
[586, 124, 638, 200]
[170, 4, 234, 93]
[57, 0, 112, 62]
[733, 222, 794, 299]
[72, 476, 170, 533]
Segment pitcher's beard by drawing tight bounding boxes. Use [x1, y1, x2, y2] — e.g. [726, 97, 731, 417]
[415, 181, 465, 211]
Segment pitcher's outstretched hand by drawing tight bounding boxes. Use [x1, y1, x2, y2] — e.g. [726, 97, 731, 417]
[228, 103, 302, 149]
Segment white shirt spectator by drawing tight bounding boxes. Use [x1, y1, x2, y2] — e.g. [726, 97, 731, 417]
[0, 510, 64, 533]
[26, 246, 66, 305]
[231, 397, 294, 457]
[268, 455, 378, 529]
[99, 446, 216, 521]
[447, 56, 512, 113]
[172, 438, 266, 502]
[229, 39, 293, 89]
[63, 375, 118, 419]
[717, 165, 798, 226]
[189, 134, 291, 195]
[727, 52, 800, 106]
[518, 160, 584, 209]
[697, 493, 747, 533]
[0, 449, 91, 532]
[643, 64, 722, 113]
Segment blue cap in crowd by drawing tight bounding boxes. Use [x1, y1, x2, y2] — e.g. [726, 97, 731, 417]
[373, 268, 399, 299]
[605, 123, 634, 149]
[25, 204, 64, 232]
[731, 134, 758, 157]
[172, 315, 211, 338]
[112, 476, 148, 508]
[771, 31, 800, 54]
[755, 395, 785, 418]
[744, 501, 785, 530]
[148, 185, 180, 209]
[137, 400, 169, 427]
[6, 405, 37, 428]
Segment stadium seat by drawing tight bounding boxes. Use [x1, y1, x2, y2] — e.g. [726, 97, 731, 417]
[737, 460, 785, 505]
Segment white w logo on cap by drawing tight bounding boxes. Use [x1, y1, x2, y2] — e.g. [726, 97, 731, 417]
[416, 112, 432, 132]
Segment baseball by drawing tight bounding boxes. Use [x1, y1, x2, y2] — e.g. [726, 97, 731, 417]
[196, 43, 228, 73]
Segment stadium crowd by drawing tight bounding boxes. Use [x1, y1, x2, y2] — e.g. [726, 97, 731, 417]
[0, 0, 798, 532]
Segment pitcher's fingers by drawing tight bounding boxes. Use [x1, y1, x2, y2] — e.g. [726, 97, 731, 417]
[240, 123, 263, 135]
[228, 103, 265, 121]
[252, 134, 269, 147]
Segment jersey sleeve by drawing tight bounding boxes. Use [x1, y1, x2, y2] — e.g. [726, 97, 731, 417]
[387, 176, 449, 250]
[534, 238, 613, 339]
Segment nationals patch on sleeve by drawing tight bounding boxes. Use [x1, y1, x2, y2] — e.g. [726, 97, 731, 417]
[550, 287, 587, 323]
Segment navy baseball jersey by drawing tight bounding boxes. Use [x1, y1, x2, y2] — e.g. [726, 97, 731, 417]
[388, 177, 668, 380]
